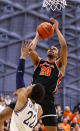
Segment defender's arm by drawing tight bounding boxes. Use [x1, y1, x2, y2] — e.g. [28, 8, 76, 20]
[0, 107, 13, 128]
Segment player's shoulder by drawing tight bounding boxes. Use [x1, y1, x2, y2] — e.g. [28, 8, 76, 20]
[39, 59, 46, 63]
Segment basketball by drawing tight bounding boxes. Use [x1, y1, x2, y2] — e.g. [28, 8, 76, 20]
[37, 22, 54, 39]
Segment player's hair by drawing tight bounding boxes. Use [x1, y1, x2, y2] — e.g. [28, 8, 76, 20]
[30, 83, 45, 103]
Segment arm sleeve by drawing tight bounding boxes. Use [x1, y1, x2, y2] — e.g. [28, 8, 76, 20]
[16, 59, 25, 89]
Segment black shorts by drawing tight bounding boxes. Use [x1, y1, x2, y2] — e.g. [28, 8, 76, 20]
[40, 99, 57, 126]
[41, 115, 57, 126]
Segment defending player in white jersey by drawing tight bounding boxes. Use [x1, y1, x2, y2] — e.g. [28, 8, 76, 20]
[0, 42, 45, 131]
[10, 83, 45, 131]
[0, 83, 45, 131]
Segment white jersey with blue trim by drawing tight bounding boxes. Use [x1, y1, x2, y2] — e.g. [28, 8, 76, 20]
[10, 98, 39, 131]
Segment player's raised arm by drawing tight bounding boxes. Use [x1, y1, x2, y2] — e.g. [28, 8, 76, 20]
[16, 42, 29, 90]
[29, 50, 41, 69]
[29, 32, 40, 51]
[29, 32, 41, 69]
[50, 18, 67, 75]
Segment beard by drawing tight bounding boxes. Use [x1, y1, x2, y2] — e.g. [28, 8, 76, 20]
[47, 54, 55, 60]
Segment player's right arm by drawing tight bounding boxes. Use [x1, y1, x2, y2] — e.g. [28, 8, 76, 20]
[28, 32, 41, 69]
[29, 50, 41, 69]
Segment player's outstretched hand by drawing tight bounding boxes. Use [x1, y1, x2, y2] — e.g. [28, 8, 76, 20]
[36, 31, 42, 40]
[20, 40, 31, 59]
[50, 18, 59, 31]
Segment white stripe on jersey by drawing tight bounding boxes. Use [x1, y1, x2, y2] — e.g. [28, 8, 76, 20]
[10, 98, 38, 131]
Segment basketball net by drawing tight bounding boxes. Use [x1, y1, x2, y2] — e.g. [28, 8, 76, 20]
[42, 0, 67, 11]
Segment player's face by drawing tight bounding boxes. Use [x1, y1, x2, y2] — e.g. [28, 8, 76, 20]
[47, 46, 58, 59]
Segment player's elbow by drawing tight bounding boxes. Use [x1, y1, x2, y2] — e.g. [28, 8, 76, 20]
[62, 42, 67, 49]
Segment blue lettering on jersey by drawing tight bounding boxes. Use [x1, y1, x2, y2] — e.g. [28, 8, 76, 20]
[23, 111, 37, 128]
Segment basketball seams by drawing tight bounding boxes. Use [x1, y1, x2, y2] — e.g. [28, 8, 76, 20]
[42, 23, 53, 34]
[41, 24, 51, 35]
[37, 22, 54, 39]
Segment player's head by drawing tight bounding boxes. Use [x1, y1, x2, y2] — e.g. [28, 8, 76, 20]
[47, 46, 58, 60]
[27, 83, 45, 103]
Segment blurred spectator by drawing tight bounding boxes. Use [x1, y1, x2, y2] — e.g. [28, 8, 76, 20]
[3, 119, 10, 131]
[33, 125, 39, 131]
[56, 104, 63, 123]
[71, 117, 78, 129]
[74, 103, 80, 114]
[63, 106, 72, 121]
[37, 123, 43, 131]
[33, 119, 46, 131]
[73, 123, 80, 131]
[5, 95, 11, 106]
[0, 100, 6, 112]
[58, 117, 70, 131]
[77, 103, 80, 113]
[39, 119, 46, 131]
[71, 109, 80, 124]
[0, 96, 4, 104]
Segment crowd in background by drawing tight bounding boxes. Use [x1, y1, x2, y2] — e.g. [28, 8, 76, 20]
[0, 95, 80, 131]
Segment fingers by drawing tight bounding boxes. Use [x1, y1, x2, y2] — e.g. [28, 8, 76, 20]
[22, 40, 31, 48]
[50, 18, 56, 23]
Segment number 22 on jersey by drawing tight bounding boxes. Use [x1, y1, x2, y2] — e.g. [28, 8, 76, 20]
[40, 66, 51, 76]
[23, 111, 37, 128]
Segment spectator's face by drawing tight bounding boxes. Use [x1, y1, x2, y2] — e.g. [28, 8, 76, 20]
[75, 111, 79, 115]
[63, 118, 67, 124]
[1, 101, 5, 106]
[0, 96, 4, 102]
[73, 117, 77, 123]
[6, 95, 10, 100]
[65, 106, 70, 112]
[57, 105, 61, 112]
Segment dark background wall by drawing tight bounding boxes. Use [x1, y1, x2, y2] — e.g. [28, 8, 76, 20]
[0, 0, 80, 110]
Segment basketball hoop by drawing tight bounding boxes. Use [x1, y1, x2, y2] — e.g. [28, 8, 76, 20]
[42, 0, 67, 11]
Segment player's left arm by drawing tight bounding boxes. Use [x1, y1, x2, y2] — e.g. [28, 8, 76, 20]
[50, 18, 67, 75]
[16, 42, 28, 90]
[56, 28, 67, 75]
[0, 107, 13, 128]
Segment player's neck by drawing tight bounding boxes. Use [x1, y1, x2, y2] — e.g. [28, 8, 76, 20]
[47, 58, 56, 63]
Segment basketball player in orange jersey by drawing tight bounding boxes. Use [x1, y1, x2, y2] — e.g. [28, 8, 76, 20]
[27, 18, 67, 131]
[0, 17, 67, 131]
